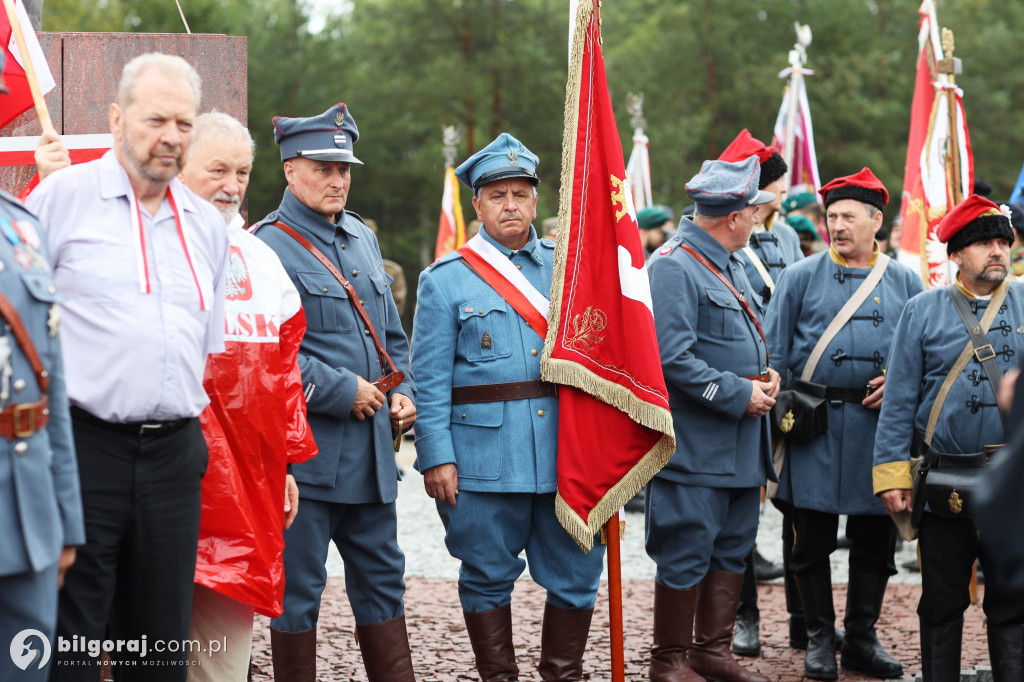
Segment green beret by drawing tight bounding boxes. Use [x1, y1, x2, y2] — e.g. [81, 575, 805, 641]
[636, 206, 671, 230]
[782, 191, 817, 215]
[786, 214, 818, 236]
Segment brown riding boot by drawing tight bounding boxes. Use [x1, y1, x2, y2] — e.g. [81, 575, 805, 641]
[649, 582, 703, 682]
[356, 615, 416, 681]
[687, 570, 769, 682]
[464, 604, 520, 681]
[270, 626, 317, 682]
[537, 603, 594, 681]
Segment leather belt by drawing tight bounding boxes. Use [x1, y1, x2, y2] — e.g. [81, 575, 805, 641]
[912, 435, 1003, 468]
[71, 406, 193, 438]
[451, 380, 558, 404]
[824, 386, 873, 403]
[0, 396, 49, 440]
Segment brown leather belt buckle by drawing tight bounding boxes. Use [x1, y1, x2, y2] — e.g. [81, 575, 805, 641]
[12, 403, 38, 438]
[983, 443, 1004, 460]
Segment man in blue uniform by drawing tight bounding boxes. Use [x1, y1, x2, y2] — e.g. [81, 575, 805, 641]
[412, 133, 605, 682]
[765, 168, 923, 680]
[716, 129, 798, 659]
[253, 103, 417, 682]
[0, 59, 83, 682]
[645, 156, 778, 682]
[874, 195, 1024, 681]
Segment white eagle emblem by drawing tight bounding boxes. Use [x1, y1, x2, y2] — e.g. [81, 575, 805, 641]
[225, 250, 251, 299]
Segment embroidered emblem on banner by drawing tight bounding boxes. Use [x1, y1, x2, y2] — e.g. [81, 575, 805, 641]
[569, 306, 608, 354]
[610, 175, 628, 222]
[225, 246, 253, 301]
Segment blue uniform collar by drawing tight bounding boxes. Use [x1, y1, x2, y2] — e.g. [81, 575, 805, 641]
[276, 187, 361, 244]
[479, 224, 544, 265]
[678, 217, 737, 272]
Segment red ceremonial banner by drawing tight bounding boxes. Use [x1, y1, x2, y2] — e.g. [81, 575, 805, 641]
[542, 0, 674, 552]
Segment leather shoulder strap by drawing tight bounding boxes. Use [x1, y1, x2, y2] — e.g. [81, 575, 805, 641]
[678, 244, 770, 368]
[0, 289, 48, 393]
[802, 254, 890, 381]
[272, 220, 398, 377]
[946, 283, 1008, 436]
[924, 280, 1009, 444]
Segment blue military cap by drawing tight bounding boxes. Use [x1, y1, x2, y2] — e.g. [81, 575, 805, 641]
[685, 156, 775, 217]
[455, 133, 539, 190]
[273, 102, 362, 164]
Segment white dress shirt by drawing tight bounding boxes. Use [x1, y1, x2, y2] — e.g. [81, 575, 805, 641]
[28, 150, 228, 422]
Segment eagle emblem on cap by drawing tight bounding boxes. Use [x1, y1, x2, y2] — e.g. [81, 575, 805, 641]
[508, 150, 518, 167]
[335, 110, 344, 126]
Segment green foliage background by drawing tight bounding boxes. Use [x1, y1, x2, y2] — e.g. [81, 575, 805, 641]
[42, 0, 1024, 327]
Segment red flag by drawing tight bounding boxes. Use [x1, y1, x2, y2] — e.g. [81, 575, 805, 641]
[897, 0, 973, 287]
[0, 0, 55, 130]
[542, 0, 674, 552]
[434, 165, 467, 260]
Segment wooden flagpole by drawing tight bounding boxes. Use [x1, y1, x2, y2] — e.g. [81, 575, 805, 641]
[604, 516, 625, 682]
[1, 0, 54, 134]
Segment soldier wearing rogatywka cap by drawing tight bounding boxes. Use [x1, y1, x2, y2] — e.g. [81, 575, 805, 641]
[252, 103, 417, 681]
[644, 156, 778, 682]
[765, 167, 923, 680]
[874, 194, 1024, 679]
[411, 132, 606, 681]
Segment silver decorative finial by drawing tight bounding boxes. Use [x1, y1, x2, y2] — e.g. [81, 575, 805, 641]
[626, 92, 646, 133]
[788, 23, 812, 70]
[442, 125, 463, 167]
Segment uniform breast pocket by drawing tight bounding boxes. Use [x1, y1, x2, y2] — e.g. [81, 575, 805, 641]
[701, 286, 742, 339]
[458, 298, 513, 362]
[296, 271, 354, 334]
[368, 266, 393, 322]
[19, 270, 63, 356]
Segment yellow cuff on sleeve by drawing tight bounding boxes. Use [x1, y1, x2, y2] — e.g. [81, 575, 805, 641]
[873, 460, 912, 495]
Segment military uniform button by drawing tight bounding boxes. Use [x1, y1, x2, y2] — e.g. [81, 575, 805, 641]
[461, 413, 467, 419]
[352, 269, 359, 277]
[531, 349, 538, 356]
[48, 285, 57, 293]
[12, 379, 25, 393]
[323, 286, 329, 293]
[516, 264, 522, 270]
[361, 299, 366, 305]
[341, 244, 347, 250]
[14, 442, 27, 455]
[537, 410, 546, 417]
[364, 329, 371, 336]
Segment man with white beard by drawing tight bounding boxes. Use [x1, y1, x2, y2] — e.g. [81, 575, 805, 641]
[178, 112, 318, 681]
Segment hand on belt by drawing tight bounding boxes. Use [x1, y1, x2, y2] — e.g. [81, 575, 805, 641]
[0, 396, 48, 440]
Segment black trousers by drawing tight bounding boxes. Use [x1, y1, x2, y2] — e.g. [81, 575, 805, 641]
[918, 512, 1024, 627]
[51, 411, 207, 682]
[790, 507, 897, 578]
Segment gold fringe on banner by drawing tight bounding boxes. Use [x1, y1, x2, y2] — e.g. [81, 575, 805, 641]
[542, 0, 676, 552]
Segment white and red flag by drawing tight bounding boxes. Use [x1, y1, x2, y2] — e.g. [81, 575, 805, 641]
[897, 0, 973, 288]
[0, 0, 54, 130]
[542, 0, 674, 552]
[625, 131, 652, 213]
[434, 165, 467, 260]
[772, 67, 820, 195]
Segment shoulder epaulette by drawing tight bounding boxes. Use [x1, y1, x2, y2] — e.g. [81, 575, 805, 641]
[426, 249, 464, 271]
[649, 234, 682, 261]
[250, 212, 279, 235]
[540, 238, 556, 249]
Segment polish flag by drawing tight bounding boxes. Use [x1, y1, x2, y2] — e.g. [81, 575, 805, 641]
[0, 0, 55, 130]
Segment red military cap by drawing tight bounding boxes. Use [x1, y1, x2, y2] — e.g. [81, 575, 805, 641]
[936, 194, 1014, 255]
[719, 129, 787, 190]
[819, 168, 889, 210]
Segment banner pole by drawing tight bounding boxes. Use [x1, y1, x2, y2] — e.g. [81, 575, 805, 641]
[1, 0, 54, 134]
[605, 517, 625, 682]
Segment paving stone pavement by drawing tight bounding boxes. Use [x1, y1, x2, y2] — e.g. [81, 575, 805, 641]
[249, 445, 992, 680]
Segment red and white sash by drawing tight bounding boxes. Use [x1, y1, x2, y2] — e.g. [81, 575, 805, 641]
[457, 234, 549, 338]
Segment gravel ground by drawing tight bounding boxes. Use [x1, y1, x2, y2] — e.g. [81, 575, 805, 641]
[248, 444, 990, 681]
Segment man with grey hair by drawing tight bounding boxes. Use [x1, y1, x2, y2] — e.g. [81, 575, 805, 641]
[27, 53, 229, 681]
[177, 112, 318, 681]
